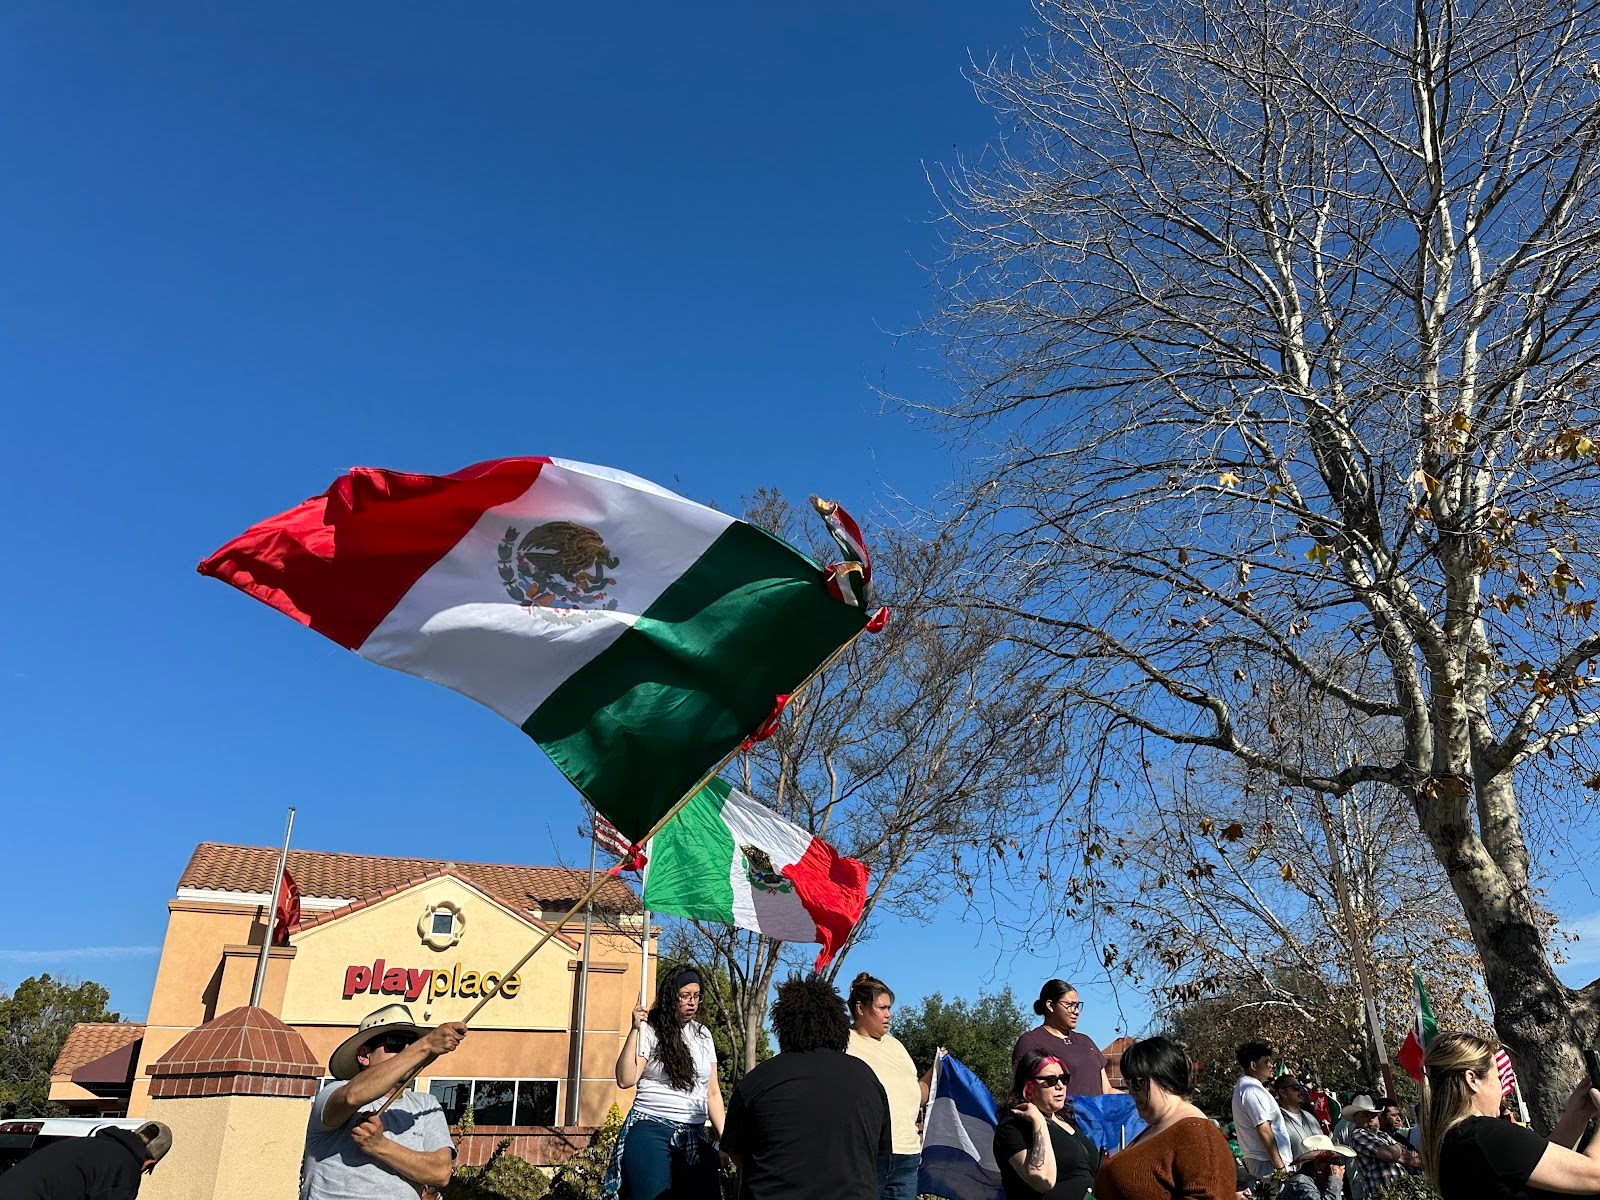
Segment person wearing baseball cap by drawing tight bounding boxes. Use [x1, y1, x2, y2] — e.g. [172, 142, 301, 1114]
[1279, 1134, 1356, 1200]
[0, 1120, 172, 1199]
[301, 1003, 468, 1200]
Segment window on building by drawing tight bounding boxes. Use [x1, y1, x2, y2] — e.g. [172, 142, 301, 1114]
[431, 911, 455, 936]
[514, 1080, 557, 1126]
[429, 1079, 472, 1125]
[474, 1079, 515, 1125]
[426, 1079, 559, 1128]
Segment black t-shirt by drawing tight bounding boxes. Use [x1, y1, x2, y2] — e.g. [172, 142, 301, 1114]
[1438, 1117, 1557, 1200]
[994, 1113, 1103, 1200]
[722, 1049, 891, 1200]
[0, 1129, 147, 1200]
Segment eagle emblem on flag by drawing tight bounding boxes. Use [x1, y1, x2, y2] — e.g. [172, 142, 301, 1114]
[741, 845, 796, 896]
[498, 522, 621, 615]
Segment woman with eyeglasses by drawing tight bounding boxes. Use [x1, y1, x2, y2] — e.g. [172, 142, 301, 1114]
[995, 1049, 1105, 1200]
[1012, 980, 1115, 1097]
[606, 966, 724, 1200]
[1093, 1037, 1236, 1200]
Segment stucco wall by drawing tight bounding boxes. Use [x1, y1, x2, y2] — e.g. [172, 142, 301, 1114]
[139, 1093, 310, 1200]
[129, 873, 654, 1125]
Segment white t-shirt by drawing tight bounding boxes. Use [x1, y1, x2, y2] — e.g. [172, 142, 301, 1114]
[1232, 1074, 1291, 1170]
[634, 1020, 717, 1123]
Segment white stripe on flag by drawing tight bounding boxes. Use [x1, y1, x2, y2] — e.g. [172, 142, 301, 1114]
[594, 814, 633, 856]
[1494, 1049, 1517, 1097]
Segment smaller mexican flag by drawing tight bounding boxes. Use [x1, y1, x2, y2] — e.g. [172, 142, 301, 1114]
[1397, 969, 1437, 1083]
[644, 778, 868, 969]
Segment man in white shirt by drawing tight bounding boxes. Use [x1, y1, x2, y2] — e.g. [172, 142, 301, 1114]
[1231, 1041, 1290, 1181]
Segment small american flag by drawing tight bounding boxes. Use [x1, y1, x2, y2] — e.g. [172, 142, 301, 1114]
[1494, 1048, 1517, 1097]
[593, 813, 635, 859]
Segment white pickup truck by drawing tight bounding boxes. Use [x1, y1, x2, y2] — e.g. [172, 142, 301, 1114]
[0, 1117, 144, 1174]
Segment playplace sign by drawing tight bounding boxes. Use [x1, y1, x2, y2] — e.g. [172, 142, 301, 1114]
[343, 960, 523, 1002]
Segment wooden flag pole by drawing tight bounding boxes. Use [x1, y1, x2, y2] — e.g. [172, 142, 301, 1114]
[371, 615, 879, 1115]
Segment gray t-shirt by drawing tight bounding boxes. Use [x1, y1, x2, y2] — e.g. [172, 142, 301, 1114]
[301, 1081, 454, 1200]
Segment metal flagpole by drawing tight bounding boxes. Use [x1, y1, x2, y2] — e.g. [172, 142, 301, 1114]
[639, 842, 652, 1006]
[568, 831, 598, 1125]
[251, 806, 295, 1008]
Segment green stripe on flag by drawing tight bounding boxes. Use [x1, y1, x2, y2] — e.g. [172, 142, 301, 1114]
[523, 522, 867, 841]
[644, 778, 736, 920]
[1415, 969, 1437, 1044]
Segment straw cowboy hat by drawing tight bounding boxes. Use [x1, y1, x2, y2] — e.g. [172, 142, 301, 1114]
[1343, 1094, 1381, 1117]
[1294, 1135, 1357, 1165]
[329, 1003, 431, 1081]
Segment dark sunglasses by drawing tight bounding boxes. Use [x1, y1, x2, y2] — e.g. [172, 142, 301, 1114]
[371, 1034, 418, 1053]
[1033, 1073, 1069, 1088]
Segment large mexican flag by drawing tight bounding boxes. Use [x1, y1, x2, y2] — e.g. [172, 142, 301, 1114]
[644, 777, 869, 968]
[199, 457, 871, 841]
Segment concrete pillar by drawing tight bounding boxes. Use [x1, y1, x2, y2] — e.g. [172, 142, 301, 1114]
[139, 1005, 320, 1200]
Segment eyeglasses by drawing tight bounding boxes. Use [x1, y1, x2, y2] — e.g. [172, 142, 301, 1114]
[1055, 1001, 1084, 1011]
[371, 1034, 418, 1054]
[1033, 1074, 1069, 1088]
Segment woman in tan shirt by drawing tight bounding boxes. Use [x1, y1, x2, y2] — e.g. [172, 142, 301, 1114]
[846, 972, 939, 1200]
[1094, 1037, 1236, 1200]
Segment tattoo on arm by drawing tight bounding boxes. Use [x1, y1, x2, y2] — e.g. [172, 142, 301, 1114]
[1027, 1124, 1048, 1171]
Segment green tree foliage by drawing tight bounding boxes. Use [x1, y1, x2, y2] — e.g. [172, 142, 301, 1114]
[0, 974, 120, 1118]
[891, 987, 1030, 1105]
[1164, 978, 1371, 1117]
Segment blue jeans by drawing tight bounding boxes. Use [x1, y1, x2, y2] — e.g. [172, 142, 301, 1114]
[620, 1116, 718, 1200]
[877, 1152, 921, 1200]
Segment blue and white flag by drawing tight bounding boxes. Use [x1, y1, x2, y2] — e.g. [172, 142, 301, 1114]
[917, 1055, 1005, 1200]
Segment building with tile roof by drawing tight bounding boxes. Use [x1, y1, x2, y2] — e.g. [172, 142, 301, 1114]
[50, 840, 656, 1146]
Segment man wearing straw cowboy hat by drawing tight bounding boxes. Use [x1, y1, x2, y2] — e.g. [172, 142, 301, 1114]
[1280, 1134, 1357, 1200]
[301, 1003, 468, 1200]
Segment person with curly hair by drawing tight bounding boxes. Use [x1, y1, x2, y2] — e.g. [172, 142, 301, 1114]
[722, 973, 890, 1200]
[1420, 1031, 1600, 1200]
[607, 966, 724, 1200]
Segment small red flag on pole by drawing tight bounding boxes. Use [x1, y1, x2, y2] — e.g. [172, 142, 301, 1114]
[273, 867, 301, 945]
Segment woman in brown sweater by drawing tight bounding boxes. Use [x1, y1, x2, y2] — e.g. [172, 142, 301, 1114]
[1095, 1038, 1237, 1200]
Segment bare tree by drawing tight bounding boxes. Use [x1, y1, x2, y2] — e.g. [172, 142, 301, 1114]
[916, 0, 1600, 1124]
[669, 490, 1053, 1075]
[1102, 665, 1492, 1090]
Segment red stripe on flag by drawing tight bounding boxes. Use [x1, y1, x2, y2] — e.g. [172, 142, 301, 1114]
[782, 836, 869, 971]
[1495, 1049, 1517, 1097]
[594, 814, 633, 857]
[199, 457, 549, 651]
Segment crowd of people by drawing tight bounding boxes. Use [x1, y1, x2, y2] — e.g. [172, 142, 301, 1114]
[280, 976, 1596, 1200]
[11, 971, 1599, 1200]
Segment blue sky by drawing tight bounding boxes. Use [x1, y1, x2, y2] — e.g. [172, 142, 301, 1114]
[0, 0, 1151, 1045]
[2, 2, 1594, 1055]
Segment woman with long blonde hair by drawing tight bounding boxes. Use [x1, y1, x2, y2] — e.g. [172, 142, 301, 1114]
[1421, 1031, 1600, 1199]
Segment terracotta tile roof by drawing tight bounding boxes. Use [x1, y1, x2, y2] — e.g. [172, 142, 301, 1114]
[177, 842, 641, 915]
[147, 1006, 319, 1077]
[51, 1023, 145, 1077]
[292, 865, 582, 951]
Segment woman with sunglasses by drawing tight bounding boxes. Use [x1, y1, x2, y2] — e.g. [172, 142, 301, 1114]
[1012, 981, 1114, 1096]
[607, 967, 724, 1200]
[995, 1049, 1104, 1200]
[1094, 1037, 1236, 1200]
